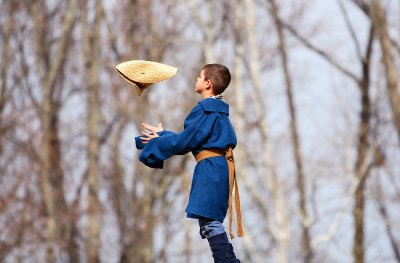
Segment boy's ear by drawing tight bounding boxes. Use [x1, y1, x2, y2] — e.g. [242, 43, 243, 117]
[206, 80, 213, 90]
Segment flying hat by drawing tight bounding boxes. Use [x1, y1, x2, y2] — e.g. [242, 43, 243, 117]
[116, 60, 178, 96]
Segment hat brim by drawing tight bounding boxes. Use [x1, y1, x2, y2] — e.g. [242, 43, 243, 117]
[115, 68, 152, 96]
[116, 60, 178, 96]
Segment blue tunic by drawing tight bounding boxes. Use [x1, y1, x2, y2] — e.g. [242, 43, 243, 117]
[135, 98, 237, 222]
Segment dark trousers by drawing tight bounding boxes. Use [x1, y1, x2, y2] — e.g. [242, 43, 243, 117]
[199, 217, 240, 263]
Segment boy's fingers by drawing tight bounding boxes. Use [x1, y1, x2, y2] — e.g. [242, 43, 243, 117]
[141, 133, 152, 139]
[142, 122, 163, 133]
[142, 123, 153, 130]
[140, 131, 158, 141]
[140, 134, 150, 140]
[141, 131, 154, 136]
[143, 125, 155, 133]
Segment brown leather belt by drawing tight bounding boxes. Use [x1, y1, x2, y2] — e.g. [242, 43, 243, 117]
[195, 147, 244, 239]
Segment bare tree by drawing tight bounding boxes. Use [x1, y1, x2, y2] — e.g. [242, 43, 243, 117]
[107, 1, 190, 262]
[352, 23, 374, 263]
[182, 0, 217, 63]
[243, 0, 290, 262]
[0, 2, 13, 140]
[81, 0, 103, 261]
[279, 1, 378, 262]
[32, 0, 78, 261]
[368, 0, 400, 143]
[373, 172, 400, 262]
[268, 1, 311, 262]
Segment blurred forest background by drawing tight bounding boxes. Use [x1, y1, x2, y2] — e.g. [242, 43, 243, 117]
[0, 0, 400, 262]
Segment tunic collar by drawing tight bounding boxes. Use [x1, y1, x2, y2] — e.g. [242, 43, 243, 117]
[199, 98, 229, 115]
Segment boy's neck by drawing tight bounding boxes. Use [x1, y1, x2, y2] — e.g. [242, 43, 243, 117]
[200, 90, 215, 99]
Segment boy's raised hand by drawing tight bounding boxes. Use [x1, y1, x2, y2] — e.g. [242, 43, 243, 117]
[141, 123, 163, 144]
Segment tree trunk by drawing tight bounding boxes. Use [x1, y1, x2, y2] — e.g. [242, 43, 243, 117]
[232, 1, 257, 262]
[374, 176, 400, 262]
[244, 0, 290, 262]
[268, 1, 311, 261]
[352, 24, 374, 263]
[0, 1, 13, 156]
[369, 0, 400, 144]
[81, 0, 103, 262]
[33, 0, 77, 261]
[183, 0, 216, 63]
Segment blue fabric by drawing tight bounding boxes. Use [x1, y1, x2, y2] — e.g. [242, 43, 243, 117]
[135, 98, 237, 222]
[199, 217, 241, 262]
[207, 233, 241, 263]
[199, 217, 226, 239]
[135, 131, 168, 150]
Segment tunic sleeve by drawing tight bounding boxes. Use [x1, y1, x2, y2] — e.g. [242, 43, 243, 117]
[138, 105, 213, 169]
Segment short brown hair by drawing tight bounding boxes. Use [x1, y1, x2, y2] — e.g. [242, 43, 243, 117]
[202, 64, 231, 95]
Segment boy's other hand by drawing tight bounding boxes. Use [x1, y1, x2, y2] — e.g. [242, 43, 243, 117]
[143, 123, 163, 133]
[141, 123, 163, 144]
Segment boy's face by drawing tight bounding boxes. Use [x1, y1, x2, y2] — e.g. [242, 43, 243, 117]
[195, 69, 210, 94]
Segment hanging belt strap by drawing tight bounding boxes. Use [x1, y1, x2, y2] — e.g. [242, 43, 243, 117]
[194, 147, 244, 239]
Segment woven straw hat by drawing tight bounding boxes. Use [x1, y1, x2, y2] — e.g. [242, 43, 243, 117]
[116, 60, 178, 96]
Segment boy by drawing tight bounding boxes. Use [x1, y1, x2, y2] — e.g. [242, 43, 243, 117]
[135, 64, 243, 263]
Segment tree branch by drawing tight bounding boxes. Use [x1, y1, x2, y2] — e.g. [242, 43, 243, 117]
[282, 21, 359, 83]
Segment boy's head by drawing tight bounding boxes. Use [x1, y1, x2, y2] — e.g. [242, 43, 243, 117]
[201, 64, 231, 95]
